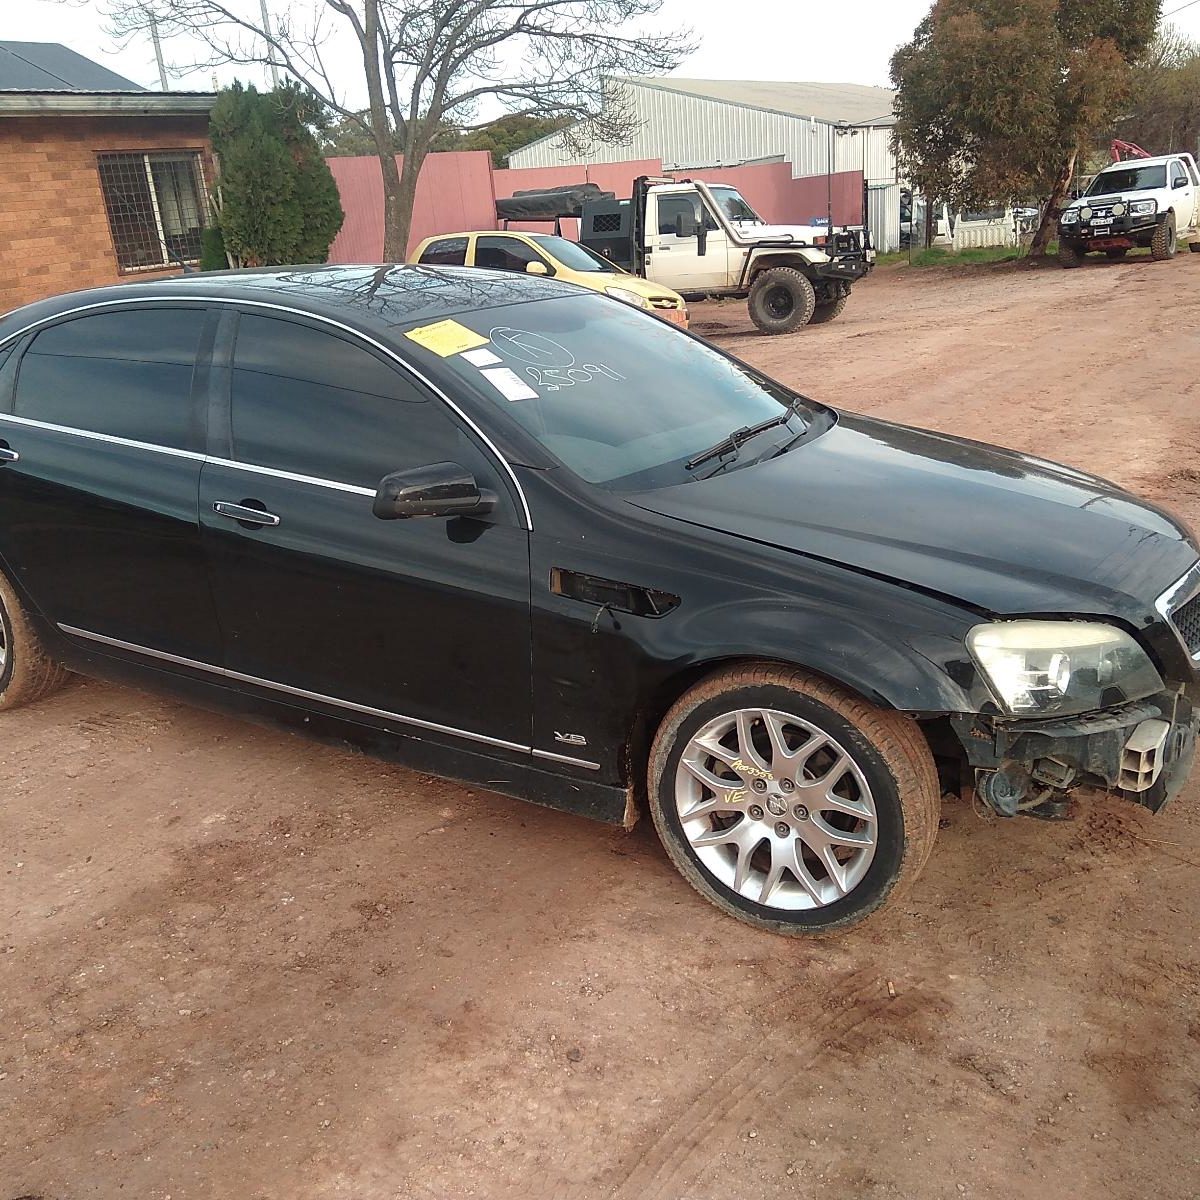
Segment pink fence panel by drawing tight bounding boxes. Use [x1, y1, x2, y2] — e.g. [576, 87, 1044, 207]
[327, 157, 385, 261]
[327, 150, 498, 262]
[679, 162, 864, 227]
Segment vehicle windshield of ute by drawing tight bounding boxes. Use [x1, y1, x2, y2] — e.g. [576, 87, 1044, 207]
[710, 186, 762, 223]
[423, 295, 813, 490]
[1087, 165, 1166, 195]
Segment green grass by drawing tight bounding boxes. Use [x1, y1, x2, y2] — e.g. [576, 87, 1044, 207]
[877, 244, 1025, 268]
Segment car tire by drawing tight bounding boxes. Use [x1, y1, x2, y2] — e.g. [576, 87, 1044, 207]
[1105, 248, 1129, 260]
[1189, 239, 1200, 254]
[1151, 213, 1177, 261]
[0, 569, 70, 711]
[807, 293, 849, 325]
[647, 663, 941, 936]
[1057, 241, 1082, 268]
[747, 268, 817, 334]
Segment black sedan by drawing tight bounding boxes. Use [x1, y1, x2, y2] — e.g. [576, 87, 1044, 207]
[0, 265, 1196, 936]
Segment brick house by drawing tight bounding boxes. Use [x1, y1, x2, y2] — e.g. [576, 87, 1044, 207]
[0, 41, 216, 313]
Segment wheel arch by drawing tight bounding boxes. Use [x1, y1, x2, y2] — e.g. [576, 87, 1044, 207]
[746, 253, 818, 282]
[622, 641, 965, 814]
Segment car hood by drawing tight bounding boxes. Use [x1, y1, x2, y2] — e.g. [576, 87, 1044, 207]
[627, 412, 1196, 621]
[586, 273, 686, 303]
[727, 220, 831, 251]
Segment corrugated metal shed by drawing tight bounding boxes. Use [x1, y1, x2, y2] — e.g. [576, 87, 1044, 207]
[509, 76, 904, 249]
[0, 41, 145, 91]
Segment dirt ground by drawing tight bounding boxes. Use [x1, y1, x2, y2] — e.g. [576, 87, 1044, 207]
[4, 252, 1200, 1200]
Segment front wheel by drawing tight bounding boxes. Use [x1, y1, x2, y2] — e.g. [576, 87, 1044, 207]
[648, 664, 941, 936]
[747, 268, 817, 334]
[1057, 241, 1082, 268]
[1151, 213, 1177, 261]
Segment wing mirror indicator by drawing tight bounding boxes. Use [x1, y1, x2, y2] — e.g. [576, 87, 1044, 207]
[373, 462, 497, 520]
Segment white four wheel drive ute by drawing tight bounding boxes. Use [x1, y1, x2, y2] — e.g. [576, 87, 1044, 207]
[1057, 153, 1200, 266]
[580, 177, 873, 334]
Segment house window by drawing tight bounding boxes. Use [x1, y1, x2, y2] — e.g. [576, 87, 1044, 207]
[97, 151, 208, 272]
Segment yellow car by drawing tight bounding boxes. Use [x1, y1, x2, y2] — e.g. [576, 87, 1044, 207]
[409, 230, 689, 327]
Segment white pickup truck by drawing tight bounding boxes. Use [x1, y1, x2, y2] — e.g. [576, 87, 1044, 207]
[1057, 153, 1200, 266]
[580, 177, 872, 334]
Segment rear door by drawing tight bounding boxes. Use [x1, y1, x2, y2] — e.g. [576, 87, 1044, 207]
[0, 304, 222, 664]
[415, 236, 469, 267]
[198, 310, 532, 750]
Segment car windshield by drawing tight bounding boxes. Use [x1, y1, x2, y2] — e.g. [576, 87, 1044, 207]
[1087, 164, 1166, 195]
[417, 294, 816, 490]
[709, 186, 762, 223]
[530, 235, 620, 273]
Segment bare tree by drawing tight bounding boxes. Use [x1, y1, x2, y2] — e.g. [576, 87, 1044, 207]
[104, 0, 692, 258]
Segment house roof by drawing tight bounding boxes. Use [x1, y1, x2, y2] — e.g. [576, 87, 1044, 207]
[625, 76, 897, 126]
[0, 41, 144, 91]
[0, 41, 216, 117]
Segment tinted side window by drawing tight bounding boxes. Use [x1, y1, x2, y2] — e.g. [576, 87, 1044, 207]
[475, 236, 547, 273]
[658, 195, 698, 236]
[418, 237, 468, 266]
[15, 309, 205, 449]
[231, 314, 476, 488]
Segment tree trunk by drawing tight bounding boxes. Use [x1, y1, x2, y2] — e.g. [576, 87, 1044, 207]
[1029, 150, 1078, 258]
[378, 146, 406, 261]
[390, 146, 426, 261]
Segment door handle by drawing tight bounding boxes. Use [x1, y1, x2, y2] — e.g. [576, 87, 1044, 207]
[213, 500, 281, 527]
[0, 446, 19, 464]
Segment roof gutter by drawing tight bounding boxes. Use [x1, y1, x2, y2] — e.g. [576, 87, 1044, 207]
[0, 92, 216, 117]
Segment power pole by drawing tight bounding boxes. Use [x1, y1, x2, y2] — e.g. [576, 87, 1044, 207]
[148, 12, 169, 91]
[259, 0, 280, 87]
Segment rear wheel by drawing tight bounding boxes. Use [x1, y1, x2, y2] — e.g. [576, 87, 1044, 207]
[747, 268, 817, 335]
[1057, 241, 1082, 268]
[648, 664, 941, 936]
[0, 569, 70, 711]
[1151, 213, 1177, 261]
[1189, 238, 1200, 254]
[808, 293, 849, 325]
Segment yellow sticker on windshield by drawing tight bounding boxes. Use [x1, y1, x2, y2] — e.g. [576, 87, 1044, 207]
[404, 319, 489, 357]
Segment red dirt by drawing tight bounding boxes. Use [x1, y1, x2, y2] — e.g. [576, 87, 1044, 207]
[4, 253, 1200, 1199]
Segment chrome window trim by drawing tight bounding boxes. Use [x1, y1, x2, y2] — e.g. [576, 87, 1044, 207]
[1154, 560, 1200, 662]
[205, 456, 377, 498]
[0, 294, 534, 530]
[0, 411, 206, 461]
[59, 623, 600, 770]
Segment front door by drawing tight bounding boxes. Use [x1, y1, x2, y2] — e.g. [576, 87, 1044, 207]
[1170, 158, 1199, 232]
[647, 191, 730, 291]
[0, 304, 223, 664]
[198, 310, 532, 751]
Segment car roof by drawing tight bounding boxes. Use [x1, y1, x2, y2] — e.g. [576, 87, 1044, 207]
[1098, 155, 1186, 170]
[0, 263, 583, 341]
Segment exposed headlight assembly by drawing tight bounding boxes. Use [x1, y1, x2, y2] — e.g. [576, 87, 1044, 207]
[1129, 199, 1157, 216]
[967, 621, 1163, 716]
[605, 286, 652, 309]
[1060, 208, 1080, 224]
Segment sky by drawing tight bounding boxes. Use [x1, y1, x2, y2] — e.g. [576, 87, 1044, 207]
[7, 0, 1200, 100]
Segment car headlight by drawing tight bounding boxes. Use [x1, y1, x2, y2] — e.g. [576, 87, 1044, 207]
[1060, 208, 1079, 224]
[1130, 199, 1157, 216]
[1112, 202, 1126, 216]
[605, 286, 651, 310]
[1080, 207, 1093, 220]
[966, 621, 1163, 716]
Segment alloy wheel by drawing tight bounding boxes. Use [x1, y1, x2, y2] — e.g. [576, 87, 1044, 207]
[674, 707, 878, 910]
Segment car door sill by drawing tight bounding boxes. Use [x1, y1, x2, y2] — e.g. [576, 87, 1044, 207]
[57, 623, 600, 770]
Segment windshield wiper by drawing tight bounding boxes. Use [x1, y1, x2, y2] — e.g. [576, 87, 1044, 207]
[685, 403, 799, 472]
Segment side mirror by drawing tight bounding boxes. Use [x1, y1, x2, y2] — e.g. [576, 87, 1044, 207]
[674, 211, 697, 238]
[1174, 176, 1190, 190]
[525, 260, 550, 276]
[373, 462, 497, 520]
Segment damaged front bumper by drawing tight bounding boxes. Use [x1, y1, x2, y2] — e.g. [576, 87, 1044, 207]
[949, 688, 1198, 815]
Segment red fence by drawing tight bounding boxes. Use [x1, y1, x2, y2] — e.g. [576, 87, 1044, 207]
[326, 151, 864, 263]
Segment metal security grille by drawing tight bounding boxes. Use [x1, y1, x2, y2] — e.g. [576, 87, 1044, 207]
[592, 212, 623, 233]
[97, 151, 208, 272]
[1171, 591, 1200, 655]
